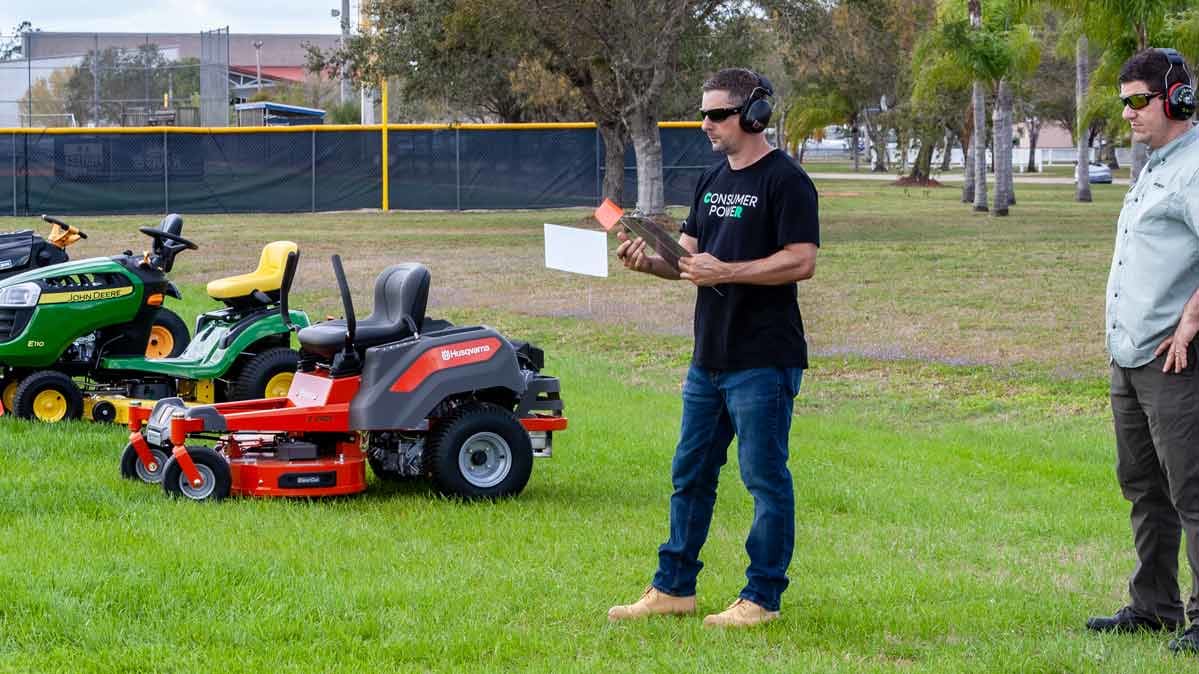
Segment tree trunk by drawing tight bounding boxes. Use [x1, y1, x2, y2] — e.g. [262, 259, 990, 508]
[1001, 83, 1015, 206]
[992, 79, 1012, 215]
[851, 119, 861, 172]
[866, 118, 887, 172]
[1131, 142, 1148, 185]
[941, 129, 954, 172]
[961, 104, 974, 203]
[597, 119, 628, 206]
[1075, 35, 1092, 202]
[1024, 118, 1040, 173]
[1129, 28, 1149, 186]
[908, 133, 936, 183]
[1102, 141, 1119, 168]
[972, 80, 989, 212]
[626, 108, 665, 215]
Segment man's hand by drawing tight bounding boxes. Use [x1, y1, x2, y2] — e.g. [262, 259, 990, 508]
[615, 231, 653, 273]
[678, 253, 731, 287]
[1155, 314, 1199, 373]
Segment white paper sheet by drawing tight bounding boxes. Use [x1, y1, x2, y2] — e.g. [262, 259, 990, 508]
[543, 223, 608, 278]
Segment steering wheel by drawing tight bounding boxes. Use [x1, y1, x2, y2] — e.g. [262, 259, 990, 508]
[138, 226, 198, 251]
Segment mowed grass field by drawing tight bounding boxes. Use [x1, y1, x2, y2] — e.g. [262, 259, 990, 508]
[1, 178, 1191, 673]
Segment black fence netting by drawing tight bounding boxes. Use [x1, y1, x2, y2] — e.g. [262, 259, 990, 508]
[0, 125, 720, 216]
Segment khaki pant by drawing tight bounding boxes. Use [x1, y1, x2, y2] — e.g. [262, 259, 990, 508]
[1112, 347, 1199, 624]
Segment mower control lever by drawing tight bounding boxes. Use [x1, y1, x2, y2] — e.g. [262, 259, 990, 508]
[279, 251, 301, 332]
[331, 254, 357, 346]
[41, 214, 87, 239]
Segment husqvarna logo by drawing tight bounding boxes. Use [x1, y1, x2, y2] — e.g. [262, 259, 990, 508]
[390, 337, 502, 393]
[441, 344, 491, 361]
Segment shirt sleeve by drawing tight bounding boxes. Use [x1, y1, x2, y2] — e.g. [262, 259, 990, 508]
[773, 168, 820, 248]
[1183, 168, 1199, 239]
[681, 167, 712, 237]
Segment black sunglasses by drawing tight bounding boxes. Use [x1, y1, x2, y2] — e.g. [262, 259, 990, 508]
[1120, 92, 1162, 110]
[698, 106, 742, 122]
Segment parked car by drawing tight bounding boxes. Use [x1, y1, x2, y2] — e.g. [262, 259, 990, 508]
[1076, 161, 1113, 184]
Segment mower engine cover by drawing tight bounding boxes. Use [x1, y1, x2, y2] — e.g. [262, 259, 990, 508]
[351, 325, 528, 430]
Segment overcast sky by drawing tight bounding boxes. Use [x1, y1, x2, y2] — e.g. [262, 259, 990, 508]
[8, 1, 349, 36]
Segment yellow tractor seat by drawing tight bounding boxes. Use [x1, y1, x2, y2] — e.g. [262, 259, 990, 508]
[207, 241, 298, 308]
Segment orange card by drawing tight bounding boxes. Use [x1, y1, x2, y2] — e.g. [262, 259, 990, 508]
[594, 198, 624, 232]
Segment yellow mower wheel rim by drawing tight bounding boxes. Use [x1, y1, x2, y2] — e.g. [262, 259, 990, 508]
[264, 372, 294, 398]
[2, 380, 18, 412]
[145, 325, 175, 359]
[33, 389, 68, 422]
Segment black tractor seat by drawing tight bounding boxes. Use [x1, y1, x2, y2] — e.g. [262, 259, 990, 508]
[298, 262, 430, 360]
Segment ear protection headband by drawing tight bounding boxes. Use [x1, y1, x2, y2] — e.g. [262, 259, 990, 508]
[1158, 48, 1196, 121]
[739, 71, 774, 134]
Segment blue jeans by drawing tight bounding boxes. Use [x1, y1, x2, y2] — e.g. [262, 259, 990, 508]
[652, 363, 803, 611]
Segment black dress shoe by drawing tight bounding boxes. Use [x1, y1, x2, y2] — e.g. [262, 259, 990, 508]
[1169, 624, 1199, 653]
[1086, 606, 1181, 633]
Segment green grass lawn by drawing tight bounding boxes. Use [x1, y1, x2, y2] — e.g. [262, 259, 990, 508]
[0, 183, 1192, 673]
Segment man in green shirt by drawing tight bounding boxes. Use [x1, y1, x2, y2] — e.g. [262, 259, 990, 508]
[1086, 48, 1199, 654]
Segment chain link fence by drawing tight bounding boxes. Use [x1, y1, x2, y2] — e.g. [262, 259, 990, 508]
[1, 124, 718, 216]
[0, 32, 230, 129]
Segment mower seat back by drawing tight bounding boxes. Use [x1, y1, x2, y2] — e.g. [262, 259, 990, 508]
[206, 240, 299, 307]
[298, 262, 430, 359]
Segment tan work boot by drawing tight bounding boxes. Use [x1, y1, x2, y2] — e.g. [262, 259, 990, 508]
[702, 598, 780, 628]
[607, 585, 696, 622]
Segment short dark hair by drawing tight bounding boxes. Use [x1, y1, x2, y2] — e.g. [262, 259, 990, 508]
[1119, 49, 1192, 93]
[702, 68, 761, 106]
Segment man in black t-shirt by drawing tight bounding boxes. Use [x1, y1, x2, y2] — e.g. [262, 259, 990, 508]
[608, 68, 820, 628]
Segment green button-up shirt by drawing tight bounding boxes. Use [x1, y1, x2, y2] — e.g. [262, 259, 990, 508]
[1106, 125, 1199, 368]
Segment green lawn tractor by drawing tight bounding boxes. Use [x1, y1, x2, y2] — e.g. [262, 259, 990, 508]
[0, 215, 193, 366]
[0, 214, 310, 423]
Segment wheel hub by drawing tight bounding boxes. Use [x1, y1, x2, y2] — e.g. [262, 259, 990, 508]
[33, 389, 67, 422]
[457, 431, 512, 489]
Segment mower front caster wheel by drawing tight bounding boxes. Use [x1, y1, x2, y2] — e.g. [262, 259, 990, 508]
[425, 402, 533, 500]
[119, 442, 170, 484]
[162, 446, 231, 501]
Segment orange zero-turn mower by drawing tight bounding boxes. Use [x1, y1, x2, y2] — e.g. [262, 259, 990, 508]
[120, 254, 565, 501]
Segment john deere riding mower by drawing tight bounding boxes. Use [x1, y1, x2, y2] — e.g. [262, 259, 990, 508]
[0, 213, 309, 422]
[0, 215, 191, 371]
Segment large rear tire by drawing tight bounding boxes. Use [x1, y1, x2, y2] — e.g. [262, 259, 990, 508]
[162, 446, 231, 501]
[231, 347, 299, 400]
[13, 370, 82, 422]
[146, 308, 190, 359]
[424, 402, 533, 499]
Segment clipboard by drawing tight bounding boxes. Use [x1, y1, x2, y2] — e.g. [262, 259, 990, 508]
[593, 199, 690, 272]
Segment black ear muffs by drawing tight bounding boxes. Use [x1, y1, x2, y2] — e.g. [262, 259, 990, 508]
[739, 72, 774, 134]
[1158, 48, 1196, 120]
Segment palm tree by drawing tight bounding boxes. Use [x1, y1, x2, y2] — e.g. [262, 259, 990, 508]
[970, 0, 989, 212]
[1075, 35, 1092, 202]
[1067, 0, 1179, 185]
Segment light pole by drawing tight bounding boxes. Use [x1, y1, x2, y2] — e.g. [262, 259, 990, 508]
[253, 40, 264, 92]
[332, 2, 351, 104]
